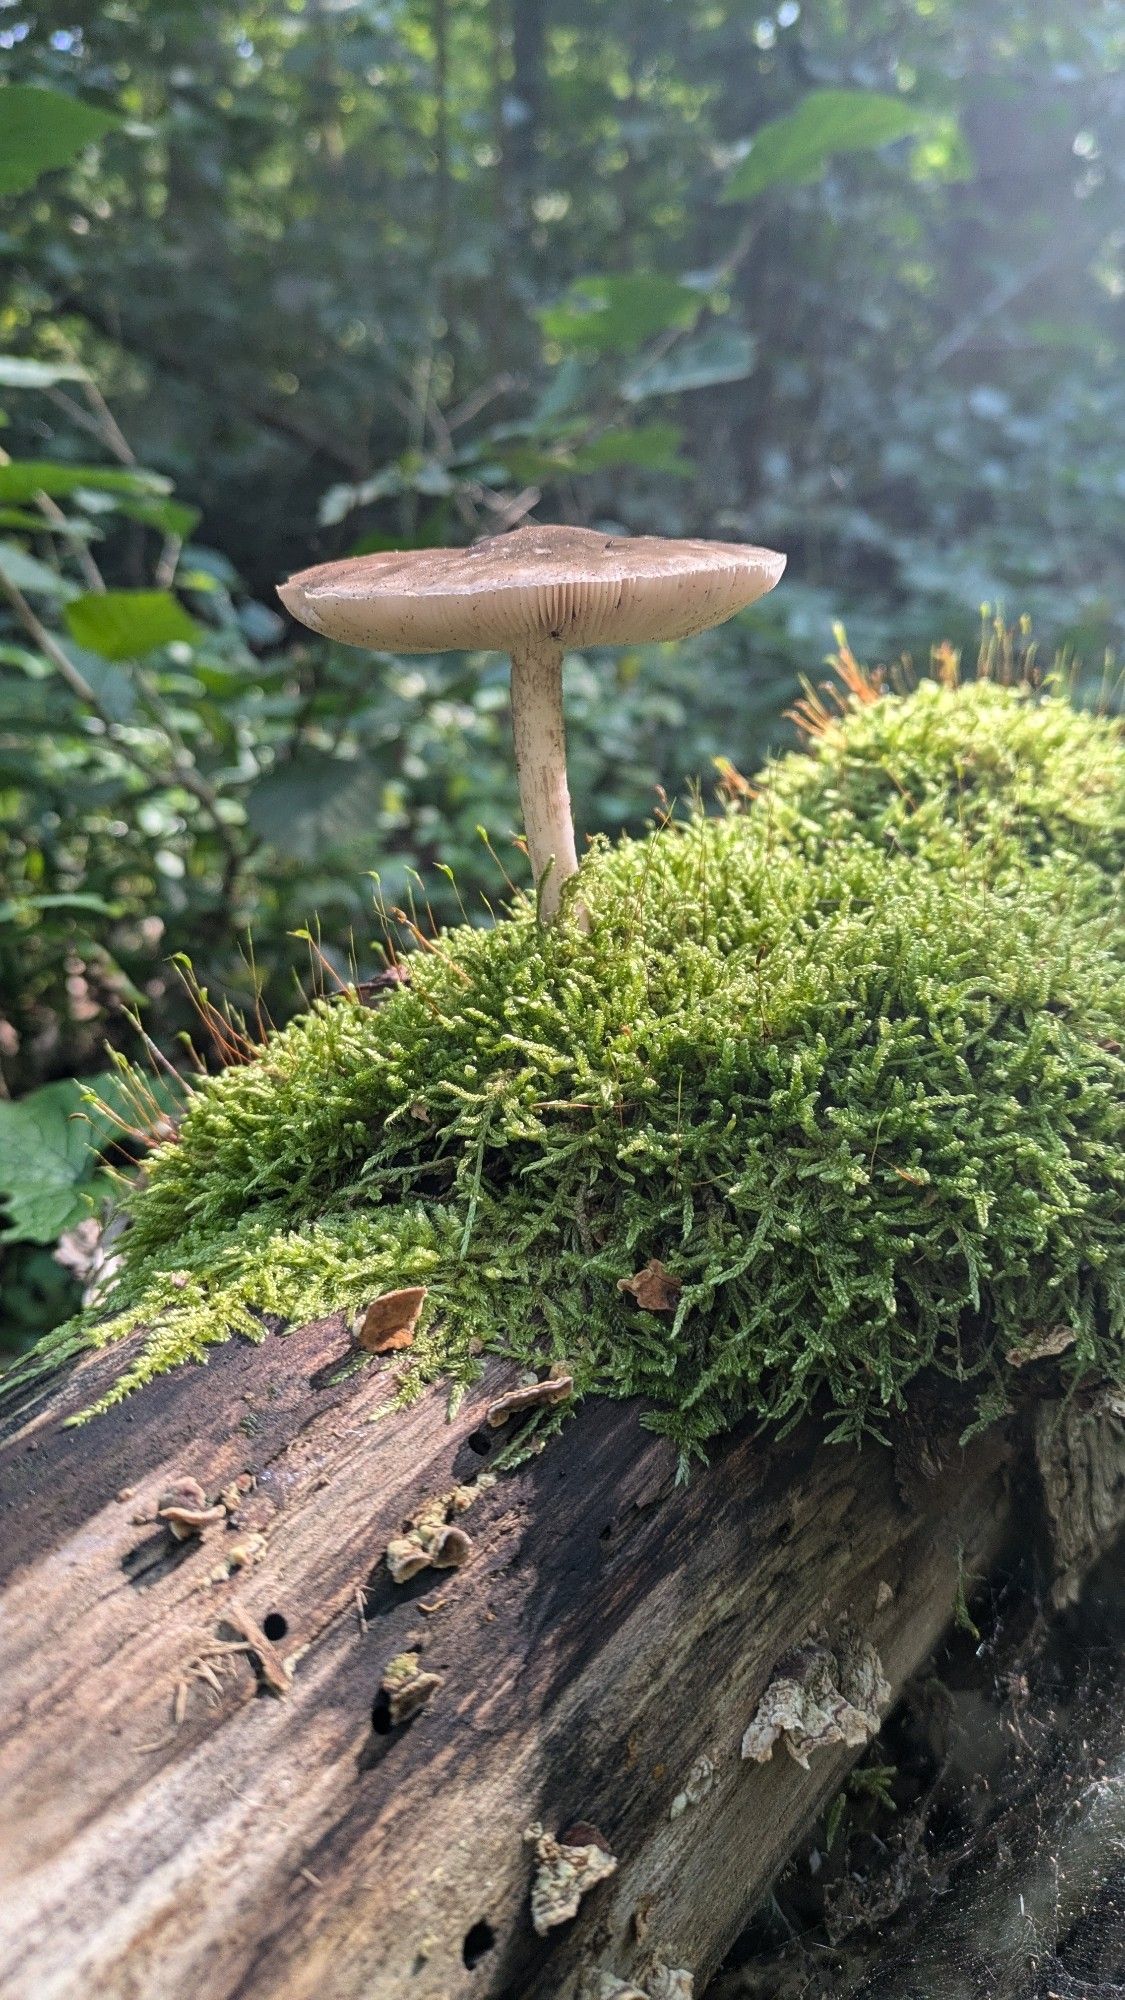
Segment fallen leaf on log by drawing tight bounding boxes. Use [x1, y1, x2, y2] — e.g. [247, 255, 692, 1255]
[355, 1285, 428, 1353]
[741, 1634, 890, 1771]
[617, 1259, 682, 1313]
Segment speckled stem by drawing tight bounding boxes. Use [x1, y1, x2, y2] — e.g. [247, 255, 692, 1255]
[509, 638, 579, 923]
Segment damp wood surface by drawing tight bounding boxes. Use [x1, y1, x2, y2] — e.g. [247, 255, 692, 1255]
[0, 1316, 1014, 2000]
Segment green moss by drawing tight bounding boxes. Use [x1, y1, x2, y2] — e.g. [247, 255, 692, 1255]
[760, 676, 1125, 877]
[19, 677, 1125, 1459]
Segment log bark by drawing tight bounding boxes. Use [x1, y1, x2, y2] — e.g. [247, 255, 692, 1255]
[0, 1317, 1014, 2000]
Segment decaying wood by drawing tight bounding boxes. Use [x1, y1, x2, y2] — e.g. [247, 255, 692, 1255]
[1033, 1385, 1125, 1608]
[824, 1559, 1125, 2000]
[0, 1316, 1015, 2000]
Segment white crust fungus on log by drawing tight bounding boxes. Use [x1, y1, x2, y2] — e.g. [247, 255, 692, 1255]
[741, 1633, 891, 1771]
[525, 1822, 618, 1936]
[588, 1968, 694, 2000]
[669, 1754, 715, 1820]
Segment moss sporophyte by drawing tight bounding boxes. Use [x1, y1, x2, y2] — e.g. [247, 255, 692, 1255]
[17, 669, 1125, 1460]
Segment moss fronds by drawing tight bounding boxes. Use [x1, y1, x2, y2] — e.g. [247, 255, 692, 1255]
[18, 675, 1125, 1453]
[760, 675, 1125, 877]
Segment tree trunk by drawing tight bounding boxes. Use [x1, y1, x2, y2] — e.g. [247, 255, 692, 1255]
[0, 1317, 1015, 2000]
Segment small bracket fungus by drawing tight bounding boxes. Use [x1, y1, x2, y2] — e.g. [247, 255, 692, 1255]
[525, 1821, 618, 1936]
[383, 1479, 490, 1583]
[1005, 1322, 1077, 1368]
[485, 1371, 574, 1428]
[278, 525, 784, 922]
[378, 1651, 443, 1727]
[586, 1961, 694, 1999]
[354, 1284, 428, 1354]
[157, 1477, 227, 1542]
[741, 1634, 890, 1771]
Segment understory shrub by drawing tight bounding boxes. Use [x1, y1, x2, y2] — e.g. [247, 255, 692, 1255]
[16, 674, 1125, 1461]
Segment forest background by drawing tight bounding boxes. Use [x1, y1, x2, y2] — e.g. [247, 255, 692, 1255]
[0, 0, 1121, 1349]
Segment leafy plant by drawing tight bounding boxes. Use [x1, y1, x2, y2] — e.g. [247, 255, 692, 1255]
[0, 1076, 116, 1246]
[721, 88, 951, 204]
[0, 84, 117, 195]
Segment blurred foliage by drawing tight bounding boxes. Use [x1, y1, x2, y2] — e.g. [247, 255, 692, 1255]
[0, 0, 1122, 1345]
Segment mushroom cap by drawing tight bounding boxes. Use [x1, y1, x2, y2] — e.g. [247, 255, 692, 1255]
[277, 523, 785, 654]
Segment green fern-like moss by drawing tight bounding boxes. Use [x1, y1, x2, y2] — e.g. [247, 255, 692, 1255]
[760, 675, 1125, 876]
[20, 676, 1125, 1456]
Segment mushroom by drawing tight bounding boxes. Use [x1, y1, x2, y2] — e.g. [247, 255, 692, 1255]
[277, 525, 785, 922]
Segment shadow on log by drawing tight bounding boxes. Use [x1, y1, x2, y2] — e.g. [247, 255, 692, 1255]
[0, 1317, 1015, 2000]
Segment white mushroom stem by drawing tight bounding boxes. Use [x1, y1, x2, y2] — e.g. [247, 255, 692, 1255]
[509, 638, 579, 923]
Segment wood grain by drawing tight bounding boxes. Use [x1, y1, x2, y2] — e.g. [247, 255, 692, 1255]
[0, 1319, 1013, 2000]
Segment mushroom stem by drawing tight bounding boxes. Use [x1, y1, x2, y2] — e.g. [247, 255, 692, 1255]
[509, 638, 579, 923]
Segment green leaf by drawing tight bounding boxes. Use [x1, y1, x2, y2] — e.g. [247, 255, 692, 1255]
[319, 456, 452, 528]
[65, 589, 200, 659]
[722, 89, 941, 203]
[623, 328, 757, 401]
[0, 540, 79, 600]
[0, 506, 100, 535]
[115, 493, 202, 541]
[571, 423, 693, 475]
[527, 354, 589, 430]
[0, 890, 123, 923]
[0, 461, 171, 503]
[0, 355, 91, 387]
[0, 85, 119, 198]
[539, 273, 702, 356]
[245, 749, 379, 863]
[69, 645, 140, 720]
[0, 1080, 111, 1244]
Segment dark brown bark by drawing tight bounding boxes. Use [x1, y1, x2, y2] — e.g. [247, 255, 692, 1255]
[0, 1319, 1014, 2000]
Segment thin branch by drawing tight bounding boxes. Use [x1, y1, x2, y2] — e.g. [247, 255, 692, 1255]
[33, 490, 105, 594]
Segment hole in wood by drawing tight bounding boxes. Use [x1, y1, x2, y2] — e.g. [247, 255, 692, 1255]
[370, 1690, 393, 1735]
[466, 1429, 492, 1456]
[462, 1919, 496, 1970]
[262, 1611, 288, 1641]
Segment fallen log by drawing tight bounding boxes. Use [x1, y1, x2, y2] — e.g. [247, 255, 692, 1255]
[0, 1316, 1015, 2000]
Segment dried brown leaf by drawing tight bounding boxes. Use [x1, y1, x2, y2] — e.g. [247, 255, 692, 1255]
[355, 1285, 428, 1354]
[617, 1259, 683, 1313]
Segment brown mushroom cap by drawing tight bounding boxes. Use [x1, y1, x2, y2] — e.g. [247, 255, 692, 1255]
[278, 523, 785, 654]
